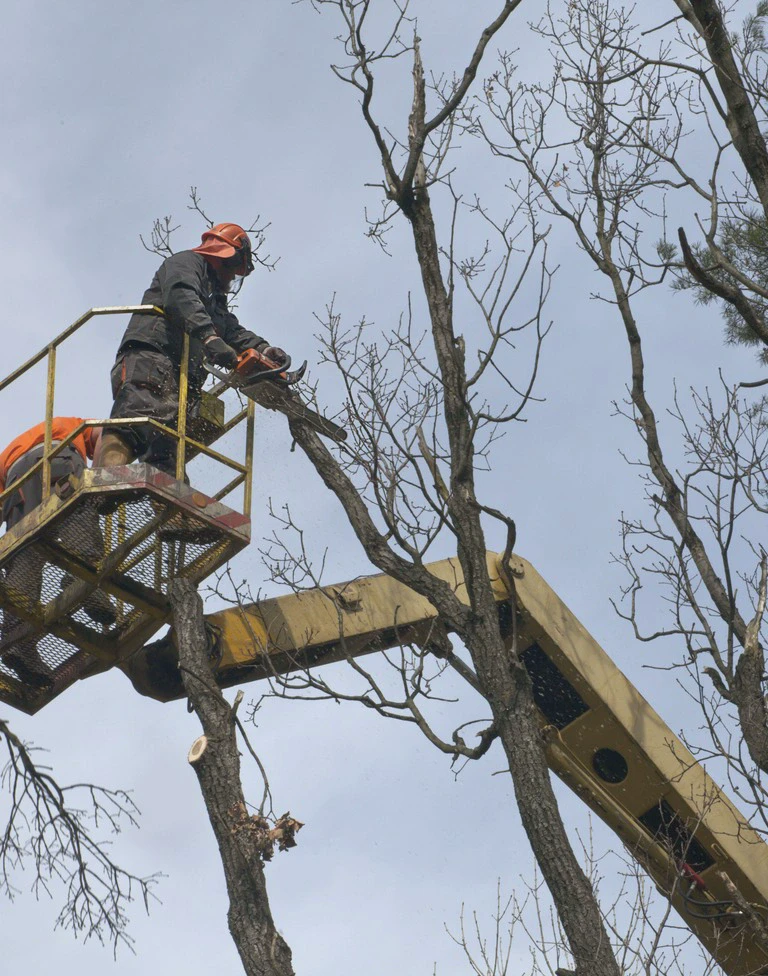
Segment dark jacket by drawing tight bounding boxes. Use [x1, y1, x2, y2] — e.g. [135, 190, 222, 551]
[117, 250, 267, 388]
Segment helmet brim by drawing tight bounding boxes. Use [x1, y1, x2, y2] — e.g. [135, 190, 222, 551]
[192, 240, 239, 260]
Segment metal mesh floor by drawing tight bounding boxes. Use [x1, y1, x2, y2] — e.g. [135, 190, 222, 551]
[0, 466, 249, 714]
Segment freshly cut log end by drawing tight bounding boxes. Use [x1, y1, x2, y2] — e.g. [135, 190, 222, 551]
[188, 735, 208, 764]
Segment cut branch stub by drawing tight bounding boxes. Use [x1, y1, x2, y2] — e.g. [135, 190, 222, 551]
[188, 735, 208, 765]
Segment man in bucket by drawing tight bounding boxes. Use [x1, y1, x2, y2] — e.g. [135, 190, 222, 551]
[95, 223, 288, 477]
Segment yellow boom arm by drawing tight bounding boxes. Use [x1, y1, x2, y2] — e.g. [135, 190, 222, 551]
[126, 552, 768, 975]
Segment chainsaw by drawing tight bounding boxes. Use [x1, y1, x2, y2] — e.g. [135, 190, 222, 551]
[206, 348, 348, 443]
[230, 347, 308, 387]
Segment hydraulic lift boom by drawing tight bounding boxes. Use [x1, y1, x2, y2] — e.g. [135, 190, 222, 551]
[129, 550, 768, 976]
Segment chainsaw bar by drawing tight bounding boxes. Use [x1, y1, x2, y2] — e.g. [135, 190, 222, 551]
[205, 361, 348, 443]
[241, 380, 348, 443]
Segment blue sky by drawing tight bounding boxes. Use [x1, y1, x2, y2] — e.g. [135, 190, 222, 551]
[0, 1, 754, 973]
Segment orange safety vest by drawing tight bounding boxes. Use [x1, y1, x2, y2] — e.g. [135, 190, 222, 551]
[0, 418, 98, 491]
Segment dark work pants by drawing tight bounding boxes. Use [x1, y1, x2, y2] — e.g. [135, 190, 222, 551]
[109, 346, 199, 476]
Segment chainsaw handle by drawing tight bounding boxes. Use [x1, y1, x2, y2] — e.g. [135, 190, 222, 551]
[233, 348, 307, 387]
[235, 348, 291, 377]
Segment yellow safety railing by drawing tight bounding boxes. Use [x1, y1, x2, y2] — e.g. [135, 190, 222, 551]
[0, 306, 254, 517]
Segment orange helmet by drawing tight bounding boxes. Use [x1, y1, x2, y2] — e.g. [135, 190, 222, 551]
[192, 222, 254, 276]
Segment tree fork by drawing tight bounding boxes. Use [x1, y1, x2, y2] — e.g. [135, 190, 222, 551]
[171, 578, 295, 976]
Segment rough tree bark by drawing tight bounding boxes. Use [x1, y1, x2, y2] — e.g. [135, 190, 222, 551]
[674, 0, 768, 215]
[171, 578, 294, 976]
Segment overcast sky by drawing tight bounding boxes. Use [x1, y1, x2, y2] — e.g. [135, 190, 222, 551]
[0, 1, 755, 973]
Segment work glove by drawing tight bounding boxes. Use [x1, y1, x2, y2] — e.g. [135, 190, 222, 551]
[261, 345, 289, 367]
[204, 335, 239, 369]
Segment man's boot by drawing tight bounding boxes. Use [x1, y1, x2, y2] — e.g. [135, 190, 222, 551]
[93, 433, 135, 513]
[94, 432, 134, 467]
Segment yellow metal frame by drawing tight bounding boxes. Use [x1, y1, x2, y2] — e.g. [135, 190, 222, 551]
[130, 551, 768, 976]
[0, 460, 250, 713]
[0, 305, 255, 715]
[0, 306, 254, 515]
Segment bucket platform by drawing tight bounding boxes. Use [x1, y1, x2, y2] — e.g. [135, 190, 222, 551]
[0, 306, 256, 713]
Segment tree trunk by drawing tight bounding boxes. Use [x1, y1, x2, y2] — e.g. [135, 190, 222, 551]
[171, 578, 295, 976]
[468, 616, 622, 976]
[404, 191, 621, 976]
